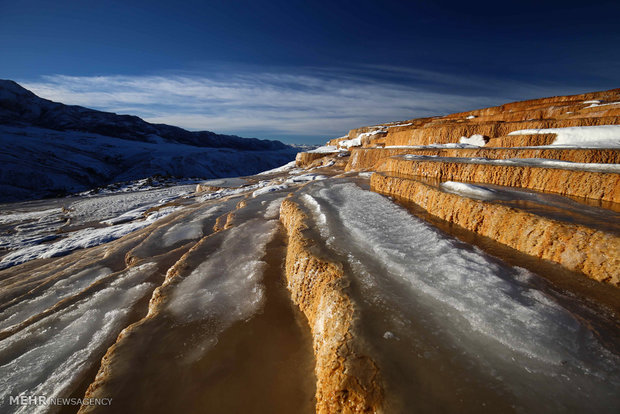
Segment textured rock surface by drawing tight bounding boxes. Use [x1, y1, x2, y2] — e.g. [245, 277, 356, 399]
[376, 156, 620, 203]
[346, 147, 620, 171]
[296, 151, 337, 167]
[280, 198, 384, 414]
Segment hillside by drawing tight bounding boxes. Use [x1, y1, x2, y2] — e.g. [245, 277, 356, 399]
[0, 80, 299, 202]
[0, 89, 618, 413]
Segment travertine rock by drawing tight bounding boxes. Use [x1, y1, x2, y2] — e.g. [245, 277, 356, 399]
[346, 147, 620, 172]
[384, 116, 619, 147]
[370, 173, 620, 285]
[376, 157, 620, 203]
[280, 198, 384, 413]
[296, 151, 337, 167]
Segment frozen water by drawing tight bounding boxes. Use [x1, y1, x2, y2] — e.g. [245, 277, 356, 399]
[440, 181, 498, 199]
[168, 219, 278, 324]
[252, 184, 289, 197]
[0, 263, 156, 414]
[0, 266, 112, 331]
[299, 180, 620, 410]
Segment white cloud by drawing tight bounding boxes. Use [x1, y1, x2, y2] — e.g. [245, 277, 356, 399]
[18, 69, 553, 141]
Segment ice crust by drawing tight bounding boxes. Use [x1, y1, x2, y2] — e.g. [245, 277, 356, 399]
[0, 263, 156, 414]
[299, 181, 620, 409]
[0, 266, 113, 331]
[168, 219, 277, 324]
[440, 181, 498, 199]
[0, 207, 179, 269]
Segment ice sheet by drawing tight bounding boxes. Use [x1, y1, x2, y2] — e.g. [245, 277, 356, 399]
[0, 263, 156, 414]
[168, 219, 277, 325]
[299, 181, 620, 409]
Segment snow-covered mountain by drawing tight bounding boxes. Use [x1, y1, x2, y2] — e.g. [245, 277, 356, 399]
[0, 80, 299, 202]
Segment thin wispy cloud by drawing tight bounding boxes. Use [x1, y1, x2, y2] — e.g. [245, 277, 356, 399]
[19, 68, 578, 143]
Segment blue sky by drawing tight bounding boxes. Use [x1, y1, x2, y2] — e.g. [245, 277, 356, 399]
[1, 0, 618, 144]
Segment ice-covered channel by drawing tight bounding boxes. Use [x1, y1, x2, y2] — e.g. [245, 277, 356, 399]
[298, 179, 620, 413]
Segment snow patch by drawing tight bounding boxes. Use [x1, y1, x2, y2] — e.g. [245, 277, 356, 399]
[508, 125, 620, 148]
[440, 181, 498, 199]
[459, 134, 487, 147]
[252, 184, 289, 198]
[0, 207, 180, 269]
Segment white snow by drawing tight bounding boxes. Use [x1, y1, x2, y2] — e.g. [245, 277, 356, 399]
[459, 134, 487, 147]
[385, 143, 480, 149]
[440, 181, 498, 199]
[337, 130, 387, 149]
[66, 185, 192, 225]
[0, 209, 67, 251]
[257, 160, 299, 175]
[307, 145, 344, 154]
[285, 173, 327, 183]
[0, 208, 63, 225]
[252, 184, 289, 197]
[582, 100, 601, 104]
[466, 115, 477, 119]
[584, 101, 620, 109]
[507, 125, 620, 148]
[0, 263, 156, 414]
[0, 207, 180, 269]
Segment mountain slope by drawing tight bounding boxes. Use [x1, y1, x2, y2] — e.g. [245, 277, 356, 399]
[0, 79, 287, 150]
[0, 80, 299, 202]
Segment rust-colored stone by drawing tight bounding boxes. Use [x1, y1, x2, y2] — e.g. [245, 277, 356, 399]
[280, 198, 384, 413]
[376, 157, 620, 203]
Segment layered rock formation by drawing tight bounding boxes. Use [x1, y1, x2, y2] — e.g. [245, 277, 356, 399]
[280, 198, 383, 413]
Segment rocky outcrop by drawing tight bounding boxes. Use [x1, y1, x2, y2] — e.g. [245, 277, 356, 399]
[376, 156, 620, 203]
[280, 198, 384, 413]
[296, 151, 337, 167]
[384, 116, 620, 147]
[370, 173, 620, 285]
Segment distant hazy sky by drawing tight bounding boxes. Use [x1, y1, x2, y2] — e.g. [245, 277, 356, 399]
[1, 0, 618, 144]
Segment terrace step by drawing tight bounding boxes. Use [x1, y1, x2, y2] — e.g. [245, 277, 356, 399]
[374, 155, 620, 203]
[346, 147, 620, 171]
[370, 172, 620, 285]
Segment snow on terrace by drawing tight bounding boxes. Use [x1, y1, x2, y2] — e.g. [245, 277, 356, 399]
[0, 184, 194, 269]
[338, 130, 386, 149]
[399, 154, 620, 173]
[298, 180, 620, 411]
[0, 207, 180, 269]
[508, 125, 620, 148]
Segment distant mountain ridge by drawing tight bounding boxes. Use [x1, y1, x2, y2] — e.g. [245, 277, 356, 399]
[0, 79, 287, 151]
[0, 80, 298, 202]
